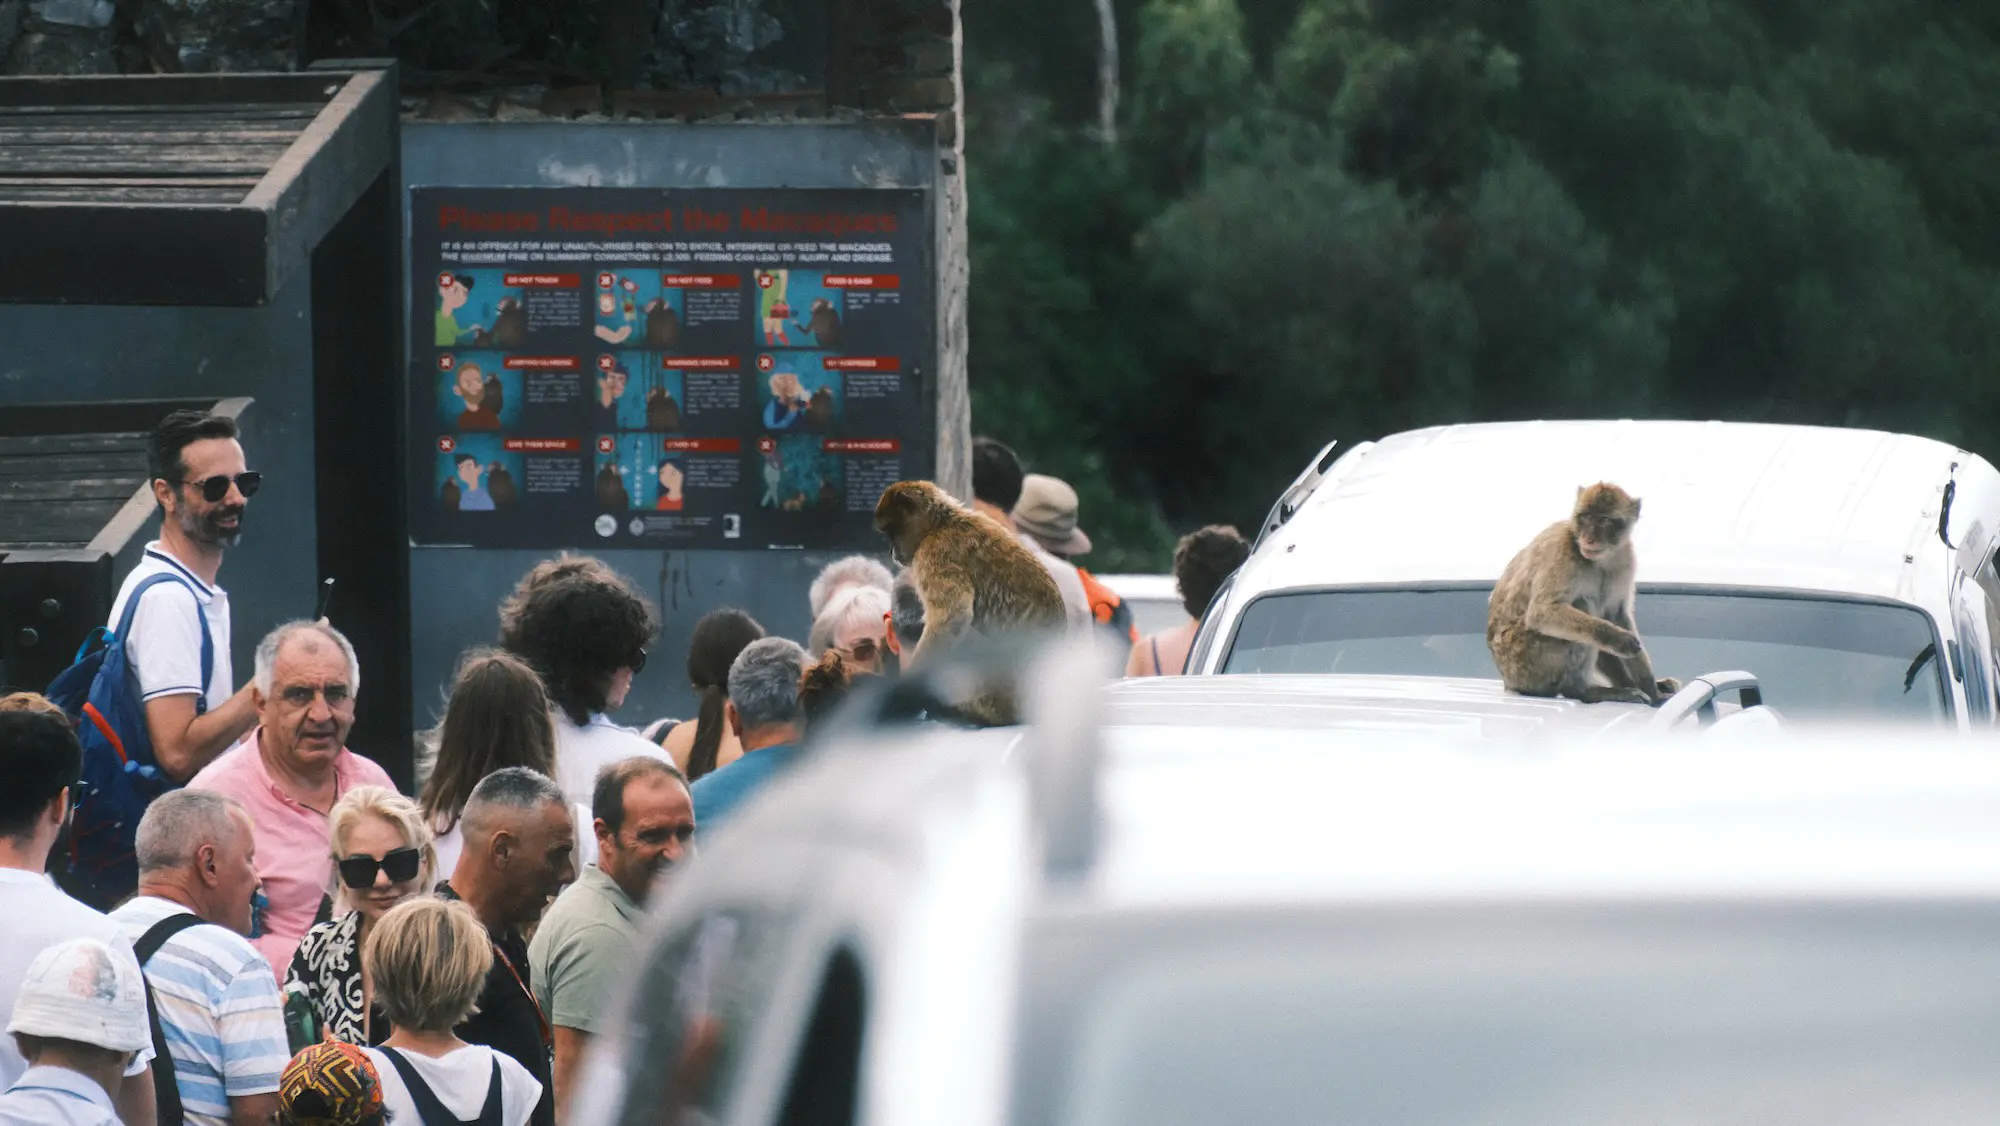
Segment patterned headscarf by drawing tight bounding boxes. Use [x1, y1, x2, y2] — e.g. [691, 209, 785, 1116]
[278, 1038, 385, 1126]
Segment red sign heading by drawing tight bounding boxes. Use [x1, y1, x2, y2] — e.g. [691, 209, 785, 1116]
[823, 275, 900, 289]
[662, 438, 743, 453]
[663, 356, 740, 371]
[504, 356, 581, 370]
[823, 357, 900, 372]
[503, 273, 580, 287]
[823, 439, 902, 454]
[661, 274, 741, 288]
[503, 438, 581, 452]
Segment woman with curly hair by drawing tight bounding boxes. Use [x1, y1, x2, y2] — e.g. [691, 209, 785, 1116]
[501, 559, 672, 807]
[1126, 525, 1251, 677]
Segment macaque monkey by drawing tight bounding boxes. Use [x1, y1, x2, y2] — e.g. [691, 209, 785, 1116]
[441, 476, 461, 511]
[794, 298, 842, 348]
[875, 481, 1066, 723]
[644, 298, 682, 348]
[487, 463, 518, 509]
[1487, 482, 1680, 704]
[646, 388, 682, 431]
[475, 297, 526, 348]
[805, 385, 836, 431]
[595, 464, 629, 511]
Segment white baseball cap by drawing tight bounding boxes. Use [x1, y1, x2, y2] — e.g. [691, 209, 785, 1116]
[5, 937, 151, 1054]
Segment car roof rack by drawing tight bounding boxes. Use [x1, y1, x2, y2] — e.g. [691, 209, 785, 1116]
[1254, 438, 1345, 549]
[1649, 670, 1763, 729]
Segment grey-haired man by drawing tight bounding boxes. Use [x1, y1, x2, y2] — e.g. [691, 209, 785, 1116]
[689, 637, 808, 835]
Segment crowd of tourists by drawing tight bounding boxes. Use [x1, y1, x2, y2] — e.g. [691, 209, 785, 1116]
[0, 413, 1249, 1126]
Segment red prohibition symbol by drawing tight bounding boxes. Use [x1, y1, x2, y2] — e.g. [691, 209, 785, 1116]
[596, 437, 615, 453]
[757, 436, 776, 453]
[436, 354, 454, 369]
[755, 354, 775, 372]
[597, 272, 615, 289]
[597, 354, 616, 371]
[437, 436, 456, 452]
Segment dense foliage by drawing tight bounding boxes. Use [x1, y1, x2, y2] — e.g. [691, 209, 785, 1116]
[964, 0, 2000, 570]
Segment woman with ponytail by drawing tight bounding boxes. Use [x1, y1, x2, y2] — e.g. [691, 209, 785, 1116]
[661, 608, 766, 781]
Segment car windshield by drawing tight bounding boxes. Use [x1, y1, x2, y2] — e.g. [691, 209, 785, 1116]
[1219, 587, 1949, 722]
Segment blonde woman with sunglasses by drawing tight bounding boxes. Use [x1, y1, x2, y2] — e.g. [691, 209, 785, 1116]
[282, 786, 436, 1045]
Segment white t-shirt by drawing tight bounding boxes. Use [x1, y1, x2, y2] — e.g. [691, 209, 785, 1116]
[431, 803, 598, 880]
[0, 869, 154, 1088]
[553, 713, 672, 809]
[363, 1045, 542, 1126]
[1019, 533, 1091, 626]
[107, 543, 234, 710]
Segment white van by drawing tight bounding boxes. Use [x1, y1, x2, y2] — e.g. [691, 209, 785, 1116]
[1191, 420, 2000, 726]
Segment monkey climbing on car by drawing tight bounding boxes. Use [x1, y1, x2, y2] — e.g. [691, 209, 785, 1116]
[793, 298, 842, 348]
[643, 298, 681, 349]
[875, 480, 1067, 724]
[1487, 482, 1680, 705]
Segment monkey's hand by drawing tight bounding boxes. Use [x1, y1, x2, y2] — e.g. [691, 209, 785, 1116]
[1597, 625, 1644, 658]
[1654, 677, 1682, 697]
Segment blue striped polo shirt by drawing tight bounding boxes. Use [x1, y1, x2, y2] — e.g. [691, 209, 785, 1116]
[110, 896, 288, 1126]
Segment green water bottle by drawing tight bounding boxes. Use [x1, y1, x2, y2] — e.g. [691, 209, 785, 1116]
[282, 985, 321, 1054]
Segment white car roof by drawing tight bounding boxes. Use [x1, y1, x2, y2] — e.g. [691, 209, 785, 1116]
[1101, 673, 1668, 737]
[1251, 420, 1960, 603]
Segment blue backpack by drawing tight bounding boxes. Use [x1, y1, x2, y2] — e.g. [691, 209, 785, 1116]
[45, 572, 213, 910]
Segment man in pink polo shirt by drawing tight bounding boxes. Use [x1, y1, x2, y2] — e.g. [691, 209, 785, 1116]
[189, 620, 393, 976]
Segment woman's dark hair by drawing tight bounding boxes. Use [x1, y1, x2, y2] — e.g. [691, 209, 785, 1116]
[419, 649, 557, 832]
[798, 650, 854, 727]
[506, 573, 659, 726]
[1173, 525, 1251, 619]
[682, 608, 765, 781]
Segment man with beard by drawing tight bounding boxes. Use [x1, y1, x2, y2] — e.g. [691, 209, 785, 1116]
[528, 756, 691, 1120]
[188, 621, 394, 975]
[108, 411, 263, 788]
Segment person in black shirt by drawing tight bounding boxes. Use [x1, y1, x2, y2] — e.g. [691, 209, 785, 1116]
[437, 767, 577, 1126]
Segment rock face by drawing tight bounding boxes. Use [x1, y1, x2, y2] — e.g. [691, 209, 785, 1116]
[136, 0, 298, 72]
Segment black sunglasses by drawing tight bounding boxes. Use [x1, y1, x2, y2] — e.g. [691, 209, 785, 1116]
[337, 846, 421, 889]
[170, 472, 262, 503]
[630, 647, 648, 674]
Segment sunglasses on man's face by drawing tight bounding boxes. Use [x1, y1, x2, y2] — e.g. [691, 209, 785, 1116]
[337, 846, 421, 889]
[840, 637, 879, 663]
[171, 472, 262, 503]
[629, 647, 648, 674]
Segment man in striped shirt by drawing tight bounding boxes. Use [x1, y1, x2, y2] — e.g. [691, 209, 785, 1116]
[111, 790, 287, 1126]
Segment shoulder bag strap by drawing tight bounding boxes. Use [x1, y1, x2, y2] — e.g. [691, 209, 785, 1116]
[135, 911, 209, 1126]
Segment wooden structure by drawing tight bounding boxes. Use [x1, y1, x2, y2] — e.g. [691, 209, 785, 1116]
[0, 66, 397, 306]
[0, 398, 249, 693]
[0, 64, 412, 782]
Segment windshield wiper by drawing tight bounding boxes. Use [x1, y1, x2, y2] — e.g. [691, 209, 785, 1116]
[1904, 643, 1938, 693]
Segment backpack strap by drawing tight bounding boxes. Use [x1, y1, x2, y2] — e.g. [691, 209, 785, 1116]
[119, 572, 215, 718]
[135, 911, 210, 1126]
[380, 1046, 498, 1126]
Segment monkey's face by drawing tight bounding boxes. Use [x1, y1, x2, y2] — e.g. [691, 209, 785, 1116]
[1572, 485, 1640, 560]
[875, 485, 927, 564]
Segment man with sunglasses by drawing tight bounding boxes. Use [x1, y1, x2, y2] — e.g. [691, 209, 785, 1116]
[189, 621, 393, 978]
[106, 410, 264, 787]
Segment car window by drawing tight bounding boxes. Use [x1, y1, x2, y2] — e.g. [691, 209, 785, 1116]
[613, 908, 793, 1126]
[1220, 587, 1949, 722]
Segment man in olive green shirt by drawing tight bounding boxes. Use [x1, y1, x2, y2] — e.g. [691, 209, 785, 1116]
[528, 756, 693, 1119]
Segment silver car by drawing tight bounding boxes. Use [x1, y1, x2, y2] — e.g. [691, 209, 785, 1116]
[567, 642, 2000, 1126]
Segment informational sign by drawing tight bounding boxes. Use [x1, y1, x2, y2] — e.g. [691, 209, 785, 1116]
[407, 187, 933, 550]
